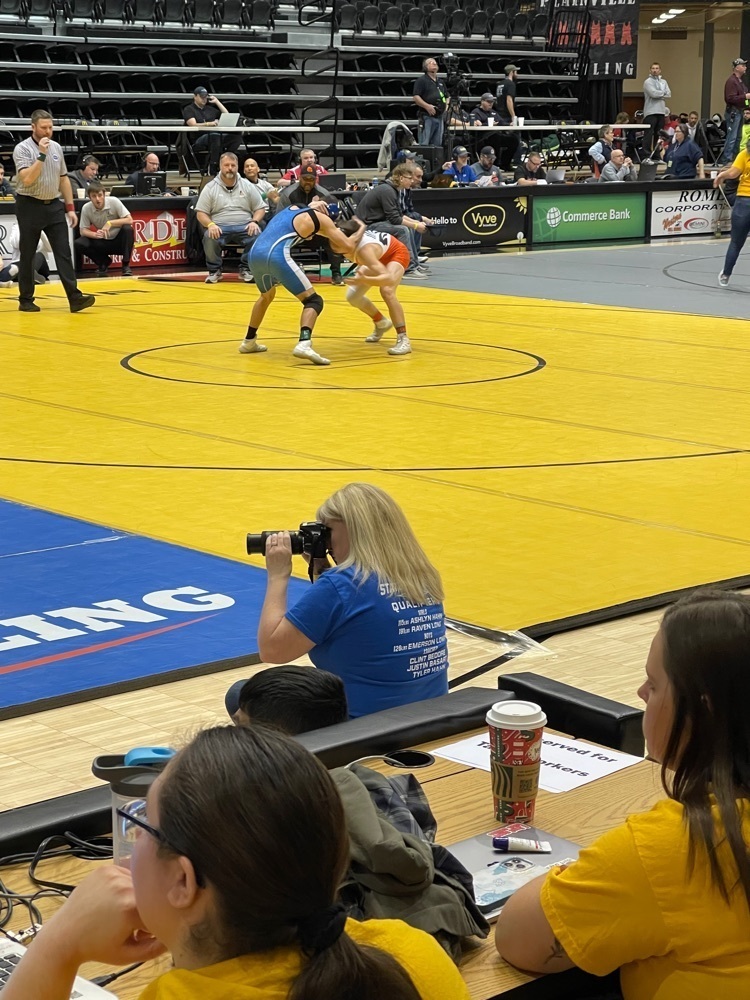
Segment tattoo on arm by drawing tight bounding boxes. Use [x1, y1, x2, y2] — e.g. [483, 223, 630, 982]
[544, 936, 568, 965]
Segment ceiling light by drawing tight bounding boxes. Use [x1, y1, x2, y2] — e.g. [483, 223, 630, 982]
[660, 13, 676, 18]
[652, 16, 665, 22]
[668, 8, 685, 13]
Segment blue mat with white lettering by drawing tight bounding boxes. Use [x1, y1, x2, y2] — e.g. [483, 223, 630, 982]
[0, 499, 308, 718]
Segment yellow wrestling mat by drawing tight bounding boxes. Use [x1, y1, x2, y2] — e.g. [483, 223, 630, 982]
[2, 277, 749, 629]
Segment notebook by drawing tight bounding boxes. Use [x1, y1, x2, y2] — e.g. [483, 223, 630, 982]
[316, 172, 348, 191]
[546, 167, 566, 183]
[638, 160, 658, 182]
[448, 823, 580, 920]
[0, 937, 116, 997]
[217, 112, 240, 128]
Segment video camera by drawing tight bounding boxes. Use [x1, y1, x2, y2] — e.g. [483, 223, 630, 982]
[246, 521, 331, 559]
[443, 51, 468, 99]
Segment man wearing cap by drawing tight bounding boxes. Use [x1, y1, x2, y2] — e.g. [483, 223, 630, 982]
[412, 57, 447, 149]
[497, 65, 520, 125]
[470, 91, 518, 172]
[471, 147, 503, 185]
[442, 146, 475, 183]
[720, 58, 749, 165]
[280, 149, 328, 184]
[183, 86, 242, 175]
[276, 164, 344, 284]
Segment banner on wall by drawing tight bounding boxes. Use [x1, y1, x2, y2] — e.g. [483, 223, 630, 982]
[650, 187, 731, 237]
[552, 0, 640, 80]
[412, 191, 529, 251]
[532, 192, 647, 244]
[78, 206, 188, 271]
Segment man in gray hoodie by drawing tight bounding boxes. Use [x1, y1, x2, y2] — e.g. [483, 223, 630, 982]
[643, 63, 671, 152]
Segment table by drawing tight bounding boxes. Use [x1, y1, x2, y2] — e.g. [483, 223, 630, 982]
[56, 126, 319, 133]
[1, 729, 661, 999]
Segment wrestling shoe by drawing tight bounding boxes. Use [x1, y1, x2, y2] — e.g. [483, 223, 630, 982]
[365, 318, 393, 343]
[205, 270, 222, 284]
[718, 272, 729, 287]
[293, 341, 331, 365]
[238, 338, 268, 354]
[388, 337, 412, 356]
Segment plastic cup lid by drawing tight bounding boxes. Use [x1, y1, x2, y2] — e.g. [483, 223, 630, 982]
[486, 700, 547, 729]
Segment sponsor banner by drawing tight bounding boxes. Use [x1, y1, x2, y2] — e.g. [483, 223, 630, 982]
[412, 190, 528, 251]
[0, 499, 308, 711]
[553, 0, 639, 80]
[532, 192, 647, 244]
[650, 187, 731, 237]
[80, 206, 188, 271]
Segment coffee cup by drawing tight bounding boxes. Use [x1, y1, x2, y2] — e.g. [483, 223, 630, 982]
[180, 186, 190, 196]
[487, 116, 495, 127]
[76, 188, 86, 199]
[486, 700, 546, 823]
[517, 117, 525, 127]
[710, 170, 718, 179]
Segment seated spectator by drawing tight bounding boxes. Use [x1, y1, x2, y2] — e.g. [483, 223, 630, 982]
[74, 181, 134, 277]
[0, 163, 13, 198]
[183, 86, 242, 176]
[685, 111, 710, 159]
[665, 123, 705, 179]
[469, 93, 518, 171]
[225, 664, 348, 731]
[281, 148, 329, 186]
[276, 165, 344, 284]
[471, 146, 503, 185]
[399, 162, 433, 267]
[612, 111, 630, 151]
[495, 589, 750, 999]
[257, 482, 449, 718]
[514, 152, 546, 185]
[243, 157, 279, 217]
[69, 154, 100, 195]
[195, 151, 265, 284]
[442, 146, 475, 184]
[588, 126, 614, 177]
[663, 109, 679, 138]
[0, 224, 50, 287]
[600, 148, 637, 182]
[355, 163, 426, 278]
[125, 152, 173, 196]
[4, 725, 470, 1000]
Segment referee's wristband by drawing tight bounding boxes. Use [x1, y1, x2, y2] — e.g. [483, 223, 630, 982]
[37, 153, 46, 161]
[64, 203, 75, 212]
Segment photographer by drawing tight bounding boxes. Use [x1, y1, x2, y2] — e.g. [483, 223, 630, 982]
[412, 57, 447, 149]
[257, 483, 449, 718]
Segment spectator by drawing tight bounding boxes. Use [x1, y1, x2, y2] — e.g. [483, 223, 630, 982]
[643, 62, 671, 151]
[716, 140, 750, 287]
[355, 163, 426, 278]
[182, 86, 242, 176]
[74, 180, 134, 277]
[495, 589, 750, 998]
[0, 163, 13, 197]
[195, 151, 265, 285]
[687, 110, 711, 159]
[721, 58, 749, 164]
[0, 223, 50, 286]
[514, 151, 546, 186]
[68, 154, 100, 195]
[442, 145, 475, 184]
[599, 149, 637, 182]
[125, 152, 173, 196]
[243, 157, 279, 216]
[281, 148, 329, 185]
[471, 146, 503, 185]
[588, 126, 614, 177]
[665, 124, 705, 179]
[276, 165, 345, 284]
[399, 162, 433, 268]
[496, 64, 520, 124]
[470, 92, 518, 171]
[225, 665, 348, 731]
[412, 57, 447, 149]
[612, 111, 629, 151]
[257, 482, 449, 718]
[3, 726, 471, 1000]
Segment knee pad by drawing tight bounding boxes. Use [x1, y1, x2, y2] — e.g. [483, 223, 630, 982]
[304, 291, 325, 315]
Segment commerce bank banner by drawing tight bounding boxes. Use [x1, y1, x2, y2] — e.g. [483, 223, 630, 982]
[532, 192, 646, 244]
[650, 187, 731, 237]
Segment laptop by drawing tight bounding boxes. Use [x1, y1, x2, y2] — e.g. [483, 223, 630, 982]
[217, 112, 240, 128]
[546, 167, 566, 183]
[109, 184, 134, 198]
[316, 172, 348, 192]
[0, 937, 116, 997]
[430, 172, 454, 188]
[638, 160, 658, 182]
[448, 823, 580, 920]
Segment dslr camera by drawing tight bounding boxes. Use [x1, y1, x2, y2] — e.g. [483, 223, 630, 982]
[246, 521, 331, 559]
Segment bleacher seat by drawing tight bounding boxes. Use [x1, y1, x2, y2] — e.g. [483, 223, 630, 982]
[382, 5, 401, 34]
[511, 11, 529, 39]
[426, 6, 445, 35]
[468, 9, 487, 37]
[248, 0, 273, 27]
[446, 8, 467, 36]
[402, 5, 423, 33]
[360, 3, 380, 31]
[131, 0, 158, 21]
[160, 0, 187, 23]
[488, 9, 507, 39]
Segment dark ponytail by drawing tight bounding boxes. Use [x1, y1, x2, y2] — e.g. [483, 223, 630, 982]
[157, 726, 422, 1000]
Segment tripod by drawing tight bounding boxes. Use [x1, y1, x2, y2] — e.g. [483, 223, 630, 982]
[442, 94, 471, 163]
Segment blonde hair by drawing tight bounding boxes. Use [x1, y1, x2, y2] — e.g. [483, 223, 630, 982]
[317, 483, 444, 606]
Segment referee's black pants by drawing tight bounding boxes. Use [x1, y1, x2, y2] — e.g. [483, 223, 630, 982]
[16, 195, 85, 308]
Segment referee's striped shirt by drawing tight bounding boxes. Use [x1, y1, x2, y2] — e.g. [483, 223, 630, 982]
[13, 136, 68, 201]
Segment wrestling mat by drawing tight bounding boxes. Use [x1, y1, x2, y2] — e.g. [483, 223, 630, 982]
[2, 274, 749, 648]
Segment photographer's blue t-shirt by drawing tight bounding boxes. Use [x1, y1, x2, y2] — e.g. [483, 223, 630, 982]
[285, 567, 448, 718]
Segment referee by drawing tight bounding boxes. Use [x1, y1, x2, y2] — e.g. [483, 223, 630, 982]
[13, 109, 95, 313]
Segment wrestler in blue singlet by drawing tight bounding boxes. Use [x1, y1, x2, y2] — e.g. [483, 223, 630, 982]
[249, 205, 321, 296]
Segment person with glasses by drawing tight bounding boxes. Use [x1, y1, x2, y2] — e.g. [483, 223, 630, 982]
[3, 726, 470, 1000]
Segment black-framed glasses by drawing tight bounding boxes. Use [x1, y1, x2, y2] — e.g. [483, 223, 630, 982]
[116, 800, 204, 887]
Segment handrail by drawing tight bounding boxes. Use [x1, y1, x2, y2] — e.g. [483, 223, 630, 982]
[300, 45, 340, 168]
[296, 0, 331, 30]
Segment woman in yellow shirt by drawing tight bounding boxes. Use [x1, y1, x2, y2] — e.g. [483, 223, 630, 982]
[494, 589, 750, 999]
[716, 140, 750, 286]
[4, 725, 471, 1000]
